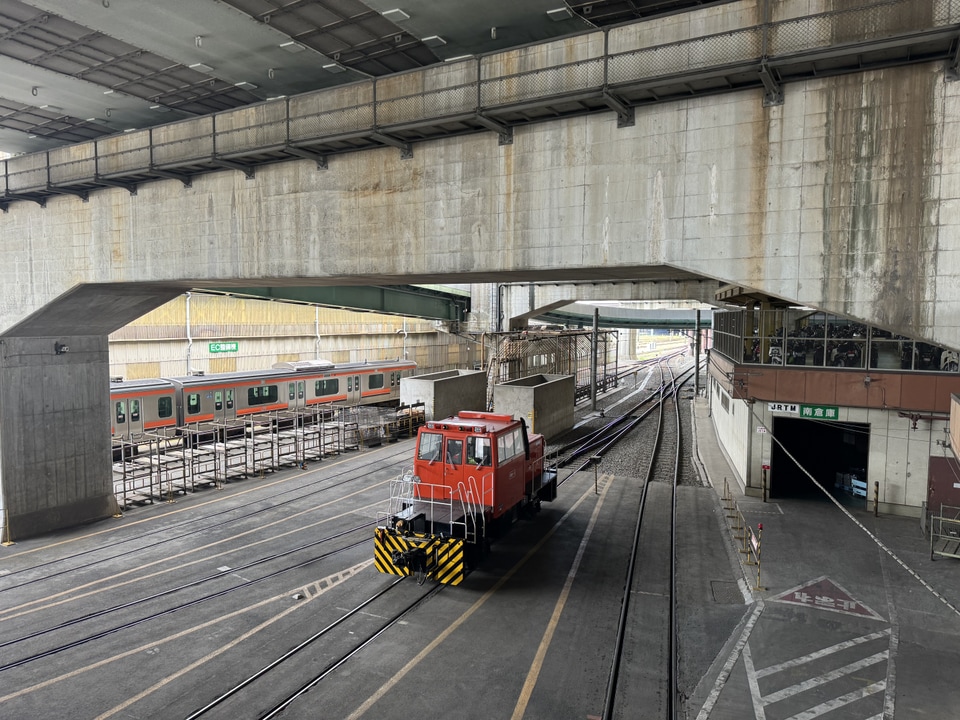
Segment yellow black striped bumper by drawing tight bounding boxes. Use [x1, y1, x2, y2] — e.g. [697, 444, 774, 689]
[374, 528, 465, 585]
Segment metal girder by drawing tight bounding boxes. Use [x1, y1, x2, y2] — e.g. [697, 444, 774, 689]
[212, 158, 256, 179]
[601, 91, 635, 128]
[199, 285, 470, 322]
[95, 176, 138, 195]
[537, 308, 711, 330]
[370, 132, 413, 159]
[474, 114, 513, 145]
[285, 145, 328, 169]
[759, 63, 784, 106]
[151, 168, 193, 187]
[3, 193, 46, 208]
[46, 185, 88, 202]
[947, 35, 960, 81]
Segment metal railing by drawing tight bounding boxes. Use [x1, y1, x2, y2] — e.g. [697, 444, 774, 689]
[3, 0, 958, 201]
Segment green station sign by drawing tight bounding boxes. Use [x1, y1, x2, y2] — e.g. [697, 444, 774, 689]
[800, 404, 839, 420]
[209, 341, 239, 354]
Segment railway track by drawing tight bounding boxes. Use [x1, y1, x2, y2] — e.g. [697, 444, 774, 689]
[0, 443, 415, 596]
[596, 360, 691, 719]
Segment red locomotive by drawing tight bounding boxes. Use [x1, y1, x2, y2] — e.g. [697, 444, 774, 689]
[375, 410, 557, 585]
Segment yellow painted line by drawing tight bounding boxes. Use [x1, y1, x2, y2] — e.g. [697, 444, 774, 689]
[0, 495, 385, 622]
[511, 474, 612, 719]
[345, 474, 605, 720]
[94, 560, 374, 720]
[0, 560, 372, 710]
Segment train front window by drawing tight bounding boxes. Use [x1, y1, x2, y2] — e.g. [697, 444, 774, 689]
[187, 393, 201, 415]
[467, 436, 492, 466]
[445, 439, 463, 465]
[418, 432, 443, 462]
[158, 397, 173, 418]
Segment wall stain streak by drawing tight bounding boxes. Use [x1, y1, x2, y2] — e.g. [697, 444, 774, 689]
[821, 66, 936, 334]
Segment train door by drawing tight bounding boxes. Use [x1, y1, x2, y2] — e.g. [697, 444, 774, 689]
[346, 374, 361, 405]
[113, 398, 130, 437]
[127, 398, 145, 436]
[212, 387, 237, 423]
[296, 380, 305, 410]
[443, 437, 466, 493]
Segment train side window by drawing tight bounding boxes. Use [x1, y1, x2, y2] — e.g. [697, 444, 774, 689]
[418, 432, 443, 462]
[297, 381, 304, 400]
[248, 385, 278, 406]
[187, 393, 201, 415]
[347, 376, 353, 392]
[498, 431, 520, 462]
[226, 390, 234, 409]
[316, 379, 338, 397]
[215, 391, 223, 411]
[467, 436, 492, 466]
[130, 399, 140, 422]
[158, 396, 173, 419]
[288, 382, 296, 401]
[115, 400, 126, 424]
[369, 373, 384, 390]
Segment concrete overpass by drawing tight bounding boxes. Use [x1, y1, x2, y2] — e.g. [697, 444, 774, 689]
[3, 0, 960, 538]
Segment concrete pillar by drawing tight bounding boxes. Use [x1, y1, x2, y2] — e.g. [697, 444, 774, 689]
[0, 335, 118, 542]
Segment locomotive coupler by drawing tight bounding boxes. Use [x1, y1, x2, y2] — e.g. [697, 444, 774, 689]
[391, 547, 429, 585]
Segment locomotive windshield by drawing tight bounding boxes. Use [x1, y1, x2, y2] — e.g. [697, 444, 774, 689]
[418, 432, 442, 462]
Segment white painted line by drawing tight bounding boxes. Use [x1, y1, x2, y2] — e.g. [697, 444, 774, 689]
[781, 680, 885, 720]
[755, 629, 890, 678]
[742, 643, 767, 720]
[761, 651, 888, 705]
[694, 600, 765, 720]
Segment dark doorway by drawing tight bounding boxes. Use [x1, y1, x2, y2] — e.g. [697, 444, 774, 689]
[769, 417, 870, 499]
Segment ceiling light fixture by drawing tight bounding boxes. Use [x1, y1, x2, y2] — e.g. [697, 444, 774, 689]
[39, 104, 62, 112]
[322, 63, 345, 73]
[189, 62, 214, 73]
[234, 81, 258, 90]
[279, 41, 306, 54]
[382, 8, 410, 22]
[422, 35, 446, 47]
[546, 7, 573, 20]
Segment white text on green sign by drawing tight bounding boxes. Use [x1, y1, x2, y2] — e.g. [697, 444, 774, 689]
[800, 404, 839, 420]
[209, 342, 239, 353]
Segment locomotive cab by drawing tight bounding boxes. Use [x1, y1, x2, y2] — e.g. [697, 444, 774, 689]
[375, 410, 557, 585]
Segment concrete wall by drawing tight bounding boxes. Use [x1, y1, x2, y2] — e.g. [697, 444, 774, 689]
[493, 373, 574, 441]
[4, 61, 960, 350]
[400, 369, 487, 421]
[0, 336, 118, 540]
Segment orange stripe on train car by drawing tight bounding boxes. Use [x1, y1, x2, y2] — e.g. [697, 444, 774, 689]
[237, 404, 288, 415]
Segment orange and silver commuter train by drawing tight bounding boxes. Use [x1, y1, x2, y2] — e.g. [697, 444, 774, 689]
[109, 358, 417, 439]
[375, 410, 558, 585]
